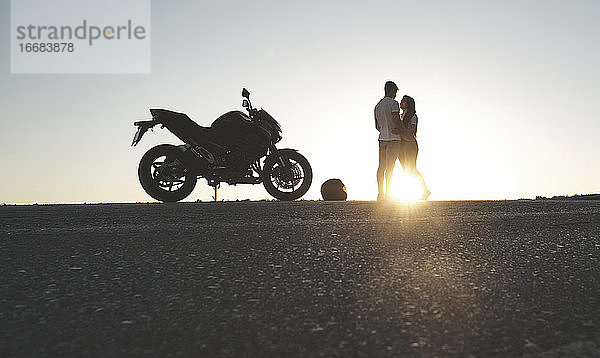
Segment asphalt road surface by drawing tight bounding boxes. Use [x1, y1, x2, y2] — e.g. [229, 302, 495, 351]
[2, 200, 600, 357]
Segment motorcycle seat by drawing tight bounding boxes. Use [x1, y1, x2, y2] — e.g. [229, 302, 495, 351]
[150, 108, 213, 144]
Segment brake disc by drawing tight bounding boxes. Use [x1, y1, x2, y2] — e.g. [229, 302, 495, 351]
[273, 163, 302, 189]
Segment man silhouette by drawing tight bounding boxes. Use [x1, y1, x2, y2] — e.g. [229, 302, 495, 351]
[374, 81, 402, 200]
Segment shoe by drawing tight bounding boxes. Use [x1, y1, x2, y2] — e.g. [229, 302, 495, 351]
[420, 189, 431, 201]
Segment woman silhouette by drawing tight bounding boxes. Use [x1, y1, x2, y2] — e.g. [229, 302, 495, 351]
[398, 95, 431, 200]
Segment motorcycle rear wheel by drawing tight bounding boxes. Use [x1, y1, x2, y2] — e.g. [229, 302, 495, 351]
[138, 144, 197, 202]
[263, 149, 312, 201]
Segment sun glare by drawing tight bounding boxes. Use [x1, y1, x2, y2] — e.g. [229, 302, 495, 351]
[391, 165, 423, 202]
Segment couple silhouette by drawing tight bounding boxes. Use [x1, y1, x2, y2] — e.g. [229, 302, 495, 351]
[375, 81, 430, 201]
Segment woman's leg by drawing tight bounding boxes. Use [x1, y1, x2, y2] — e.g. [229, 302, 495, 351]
[404, 141, 430, 199]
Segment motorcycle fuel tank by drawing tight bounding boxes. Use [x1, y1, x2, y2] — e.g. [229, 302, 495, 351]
[211, 111, 272, 159]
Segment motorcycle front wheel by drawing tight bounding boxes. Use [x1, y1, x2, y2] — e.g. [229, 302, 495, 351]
[138, 144, 197, 202]
[263, 149, 312, 201]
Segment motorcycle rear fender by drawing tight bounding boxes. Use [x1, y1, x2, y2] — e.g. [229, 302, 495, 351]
[131, 120, 159, 146]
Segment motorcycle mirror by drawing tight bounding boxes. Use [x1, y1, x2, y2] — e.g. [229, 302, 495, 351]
[242, 99, 250, 108]
[242, 88, 250, 99]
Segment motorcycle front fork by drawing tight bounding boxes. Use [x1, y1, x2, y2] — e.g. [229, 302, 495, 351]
[269, 145, 288, 168]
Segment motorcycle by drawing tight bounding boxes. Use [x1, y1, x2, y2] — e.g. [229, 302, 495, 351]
[131, 88, 313, 202]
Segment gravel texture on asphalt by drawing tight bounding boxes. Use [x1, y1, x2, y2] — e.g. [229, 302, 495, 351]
[1, 200, 600, 357]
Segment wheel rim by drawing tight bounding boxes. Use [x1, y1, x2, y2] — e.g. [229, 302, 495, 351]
[150, 156, 187, 192]
[269, 159, 306, 193]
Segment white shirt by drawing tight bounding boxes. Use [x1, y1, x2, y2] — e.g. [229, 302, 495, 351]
[374, 97, 401, 141]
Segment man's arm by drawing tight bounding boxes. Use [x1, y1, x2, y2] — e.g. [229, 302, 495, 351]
[390, 111, 402, 134]
[389, 100, 401, 134]
[374, 108, 380, 131]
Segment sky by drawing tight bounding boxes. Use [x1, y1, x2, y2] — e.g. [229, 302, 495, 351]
[1, 0, 599, 203]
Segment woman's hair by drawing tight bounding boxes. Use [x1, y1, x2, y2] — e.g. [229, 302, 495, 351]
[401, 95, 417, 128]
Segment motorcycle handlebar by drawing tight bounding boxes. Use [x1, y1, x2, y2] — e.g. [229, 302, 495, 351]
[247, 107, 258, 119]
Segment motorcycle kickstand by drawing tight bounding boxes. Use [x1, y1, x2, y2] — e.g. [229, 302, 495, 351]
[212, 184, 220, 202]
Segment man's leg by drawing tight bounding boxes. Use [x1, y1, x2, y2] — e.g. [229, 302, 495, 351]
[384, 141, 400, 196]
[377, 141, 386, 198]
[385, 163, 394, 196]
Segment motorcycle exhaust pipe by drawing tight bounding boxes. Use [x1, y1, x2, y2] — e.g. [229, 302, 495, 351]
[178, 145, 211, 176]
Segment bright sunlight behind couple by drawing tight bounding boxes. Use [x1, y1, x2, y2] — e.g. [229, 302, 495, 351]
[391, 166, 424, 202]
